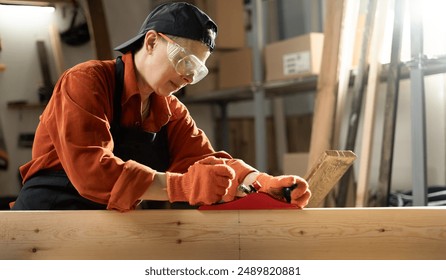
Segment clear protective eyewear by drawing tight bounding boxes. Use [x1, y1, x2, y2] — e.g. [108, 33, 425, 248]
[158, 33, 209, 85]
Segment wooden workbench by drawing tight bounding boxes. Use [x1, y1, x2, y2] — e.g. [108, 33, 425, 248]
[1, 207, 445, 260]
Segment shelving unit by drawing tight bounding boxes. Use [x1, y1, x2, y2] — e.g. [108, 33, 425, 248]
[180, 0, 322, 172]
[181, 75, 318, 104]
[180, 74, 319, 170]
[7, 102, 46, 110]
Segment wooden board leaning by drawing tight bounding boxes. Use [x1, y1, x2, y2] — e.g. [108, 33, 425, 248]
[305, 150, 357, 208]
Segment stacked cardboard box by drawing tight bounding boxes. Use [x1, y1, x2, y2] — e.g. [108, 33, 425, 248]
[283, 153, 309, 177]
[185, 0, 248, 96]
[201, 0, 246, 49]
[219, 48, 253, 89]
[185, 49, 220, 97]
[265, 33, 324, 82]
[186, 2, 325, 94]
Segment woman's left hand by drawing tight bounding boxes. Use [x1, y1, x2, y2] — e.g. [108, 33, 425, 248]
[256, 173, 311, 208]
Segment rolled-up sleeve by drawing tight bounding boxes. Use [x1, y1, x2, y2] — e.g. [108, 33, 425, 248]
[20, 54, 233, 212]
[166, 97, 232, 173]
[42, 64, 154, 211]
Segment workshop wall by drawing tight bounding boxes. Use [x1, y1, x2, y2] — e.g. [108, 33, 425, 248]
[0, 0, 445, 200]
[0, 5, 62, 196]
[0, 0, 216, 197]
[221, 0, 446, 194]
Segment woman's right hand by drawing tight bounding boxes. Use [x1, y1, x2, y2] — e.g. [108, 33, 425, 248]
[166, 156, 235, 205]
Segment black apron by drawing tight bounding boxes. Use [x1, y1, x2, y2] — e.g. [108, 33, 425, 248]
[12, 57, 183, 210]
[111, 56, 173, 209]
[111, 57, 170, 172]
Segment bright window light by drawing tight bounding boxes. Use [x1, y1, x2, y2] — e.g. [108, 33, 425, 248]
[379, 0, 446, 64]
[0, 4, 55, 25]
[0, 4, 55, 14]
[421, 0, 446, 58]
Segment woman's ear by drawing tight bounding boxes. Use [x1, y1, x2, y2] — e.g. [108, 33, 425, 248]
[144, 30, 158, 54]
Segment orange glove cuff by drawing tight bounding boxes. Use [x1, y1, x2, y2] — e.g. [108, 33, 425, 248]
[166, 156, 236, 205]
[225, 159, 257, 185]
[165, 172, 188, 202]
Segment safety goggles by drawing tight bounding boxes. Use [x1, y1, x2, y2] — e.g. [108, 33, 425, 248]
[158, 33, 209, 84]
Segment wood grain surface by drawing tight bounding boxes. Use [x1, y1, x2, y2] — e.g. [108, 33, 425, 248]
[1, 207, 445, 260]
[305, 150, 357, 207]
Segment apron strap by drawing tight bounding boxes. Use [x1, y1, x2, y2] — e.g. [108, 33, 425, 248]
[113, 56, 124, 126]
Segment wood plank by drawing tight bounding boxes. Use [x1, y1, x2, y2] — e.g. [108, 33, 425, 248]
[36, 41, 52, 88]
[356, 0, 389, 207]
[332, 0, 360, 150]
[48, 22, 65, 77]
[272, 97, 287, 173]
[85, 0, 112, 60]
[238, 207, 446, 260]
[305, 150, 356, 208]
[377, 0, 405, 206]
[1, 208, 445, 260]
[307, 0, 346, 169]
[0, 210, 240, 260]
[336, 0, 377, 207]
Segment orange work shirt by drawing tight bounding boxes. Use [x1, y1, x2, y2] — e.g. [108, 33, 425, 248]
[19, 52, 231, 211]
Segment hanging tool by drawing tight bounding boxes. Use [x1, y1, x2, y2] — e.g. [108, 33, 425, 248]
[60, 0, 90, 46]
[36, 41, 54, 103]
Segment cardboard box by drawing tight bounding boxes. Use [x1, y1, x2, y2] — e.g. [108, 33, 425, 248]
[219, 48, 252, 89]
[193, 0, 246, 49]
[185, 70, 218, 97]
[265, 33, 324, 82]
[183, 49, 221, 96]
[283, 153, 309, 176]
[184, 50, 221, 96]
[205, 50, 221, 71]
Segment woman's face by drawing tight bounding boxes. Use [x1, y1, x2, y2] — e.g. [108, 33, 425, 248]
[136, 31, 210, 97]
